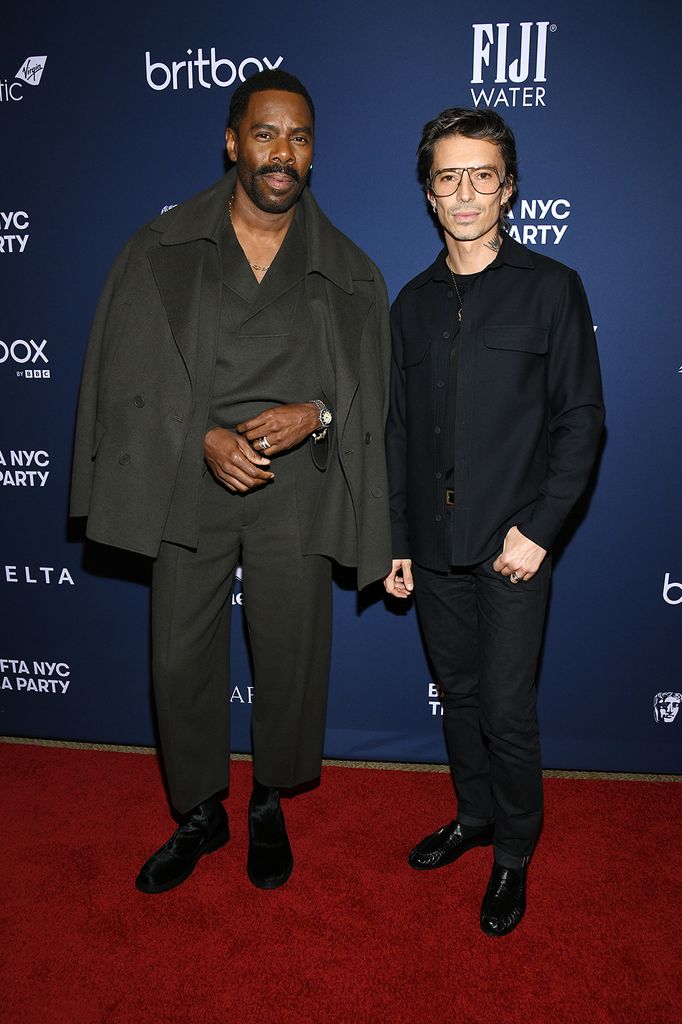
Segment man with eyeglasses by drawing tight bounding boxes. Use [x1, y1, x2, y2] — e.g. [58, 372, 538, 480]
[384, 108, 604, 935]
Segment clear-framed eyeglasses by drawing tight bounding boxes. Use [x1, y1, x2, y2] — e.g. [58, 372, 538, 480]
[429, 166, 506, 197]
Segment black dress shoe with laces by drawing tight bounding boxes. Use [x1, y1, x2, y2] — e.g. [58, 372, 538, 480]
[135, 796, 229, 894]
[247, 783, 293, 890]
[408, 819, 494, 870]
[480, 862, 527, 936]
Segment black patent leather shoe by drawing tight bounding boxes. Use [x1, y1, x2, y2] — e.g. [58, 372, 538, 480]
[480, 862, 527, 936]
[408, 819, 494, 870]
[247, 786, 293, 890]
[135, 796, 229, 894]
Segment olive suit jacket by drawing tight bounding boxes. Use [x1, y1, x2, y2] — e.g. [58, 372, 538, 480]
[70, 170, 392, 589]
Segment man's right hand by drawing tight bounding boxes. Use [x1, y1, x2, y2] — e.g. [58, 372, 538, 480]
[384, 558, 414, 599]
[203, 427, 274, 493]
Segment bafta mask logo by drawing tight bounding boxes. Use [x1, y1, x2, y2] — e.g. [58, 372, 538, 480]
[653, 692, 681, 724]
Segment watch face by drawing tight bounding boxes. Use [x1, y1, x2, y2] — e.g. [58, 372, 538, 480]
[320, 408, 333, 426]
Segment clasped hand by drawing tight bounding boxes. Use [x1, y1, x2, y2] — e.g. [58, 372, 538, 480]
[203, 403, 319, 493]
[236, 402, 319, 456]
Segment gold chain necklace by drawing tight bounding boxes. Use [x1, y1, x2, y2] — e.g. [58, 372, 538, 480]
[227, 193, 271, 272]
[447, 263, 464, 322]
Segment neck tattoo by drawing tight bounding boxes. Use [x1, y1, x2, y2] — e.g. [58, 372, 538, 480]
[485, 231, 502, 253]
[227, 193, 271, 272]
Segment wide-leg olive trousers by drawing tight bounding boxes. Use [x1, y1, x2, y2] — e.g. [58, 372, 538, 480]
[151, 450, 331, 814]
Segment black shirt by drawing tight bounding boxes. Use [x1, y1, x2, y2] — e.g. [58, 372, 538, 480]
[430, 260, 481, 567]
[386, 234, 605, 570]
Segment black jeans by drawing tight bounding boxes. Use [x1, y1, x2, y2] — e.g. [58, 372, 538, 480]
[413, 553, 551, 868]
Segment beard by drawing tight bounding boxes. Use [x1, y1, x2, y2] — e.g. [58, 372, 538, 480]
[238, 161, 307, 214]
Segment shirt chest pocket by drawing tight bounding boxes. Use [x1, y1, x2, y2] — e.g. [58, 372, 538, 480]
[483, 326, 548, 355]
[401, 339, 429, 370]
[481, 326, 548, 388]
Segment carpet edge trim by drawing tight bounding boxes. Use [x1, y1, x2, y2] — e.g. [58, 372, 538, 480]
[0, 736, 679, 781]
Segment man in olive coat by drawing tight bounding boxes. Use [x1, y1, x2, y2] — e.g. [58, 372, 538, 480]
[71, 70, 391, 893]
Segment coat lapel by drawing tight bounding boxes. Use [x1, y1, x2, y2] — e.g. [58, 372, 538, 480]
[146, 172, 233, 382]
[147, 241, 208, 382]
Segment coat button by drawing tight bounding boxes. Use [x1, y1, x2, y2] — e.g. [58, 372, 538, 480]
[365, 433, 372, 445]
[133, 394, 145, 408]
[442, 331, 450, 339]
[118, 452, 130, 466]
[344, 449, 354, 456]
[371, 487, 383, 498]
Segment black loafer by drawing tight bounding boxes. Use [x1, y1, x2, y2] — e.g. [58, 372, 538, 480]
[135, 796, 229, 894]
[247, 788, 293, 890]
[480, 862, 527, 936]
[408, 820, 494, 870]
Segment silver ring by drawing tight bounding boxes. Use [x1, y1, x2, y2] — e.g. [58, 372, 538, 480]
[510, 571, 521, 583]
[259, 436, 271, 450]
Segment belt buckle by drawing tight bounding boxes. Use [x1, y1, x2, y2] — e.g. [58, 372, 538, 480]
[445, 488, 455, 507]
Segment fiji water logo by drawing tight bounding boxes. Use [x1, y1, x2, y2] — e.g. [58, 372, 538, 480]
[471, 22, 555, 108]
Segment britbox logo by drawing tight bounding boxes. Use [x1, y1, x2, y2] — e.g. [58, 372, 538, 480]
[0, 55, 48, 103]
[662, 573, 682, 605]
[471, 22, 555, 107]
[0, 337, 50, 379]
[145, 49, 283, 91]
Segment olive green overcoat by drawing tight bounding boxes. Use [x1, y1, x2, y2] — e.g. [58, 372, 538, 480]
[70, 170, 392, 589]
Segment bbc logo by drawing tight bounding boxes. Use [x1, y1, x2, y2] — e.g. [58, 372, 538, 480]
[22, 369, 50, 378]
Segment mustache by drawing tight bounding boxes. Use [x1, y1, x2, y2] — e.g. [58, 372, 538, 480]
[257, 163, 301, 183]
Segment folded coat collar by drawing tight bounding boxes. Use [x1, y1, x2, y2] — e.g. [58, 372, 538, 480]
[148, 168, 365, 295]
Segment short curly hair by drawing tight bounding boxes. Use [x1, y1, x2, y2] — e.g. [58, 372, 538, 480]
[228, 69, 315, 132]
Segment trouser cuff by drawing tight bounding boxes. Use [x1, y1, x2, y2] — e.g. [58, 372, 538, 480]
[457, 812, 495, 828]
[494, 848, 532, 870]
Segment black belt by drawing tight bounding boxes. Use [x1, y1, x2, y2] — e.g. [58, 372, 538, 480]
[445, 489, 455, 507]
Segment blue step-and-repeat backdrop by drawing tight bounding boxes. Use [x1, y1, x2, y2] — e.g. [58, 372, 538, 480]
[2, 1, 680, 773]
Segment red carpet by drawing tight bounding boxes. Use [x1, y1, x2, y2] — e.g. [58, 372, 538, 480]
[1, 743, 679, 1024]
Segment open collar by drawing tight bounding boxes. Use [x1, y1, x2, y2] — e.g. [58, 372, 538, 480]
[149, 168, 363, 295]
[409, 231, 536, 289]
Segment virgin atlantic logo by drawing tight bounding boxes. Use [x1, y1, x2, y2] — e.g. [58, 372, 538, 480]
[16, 56, 47, 86]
